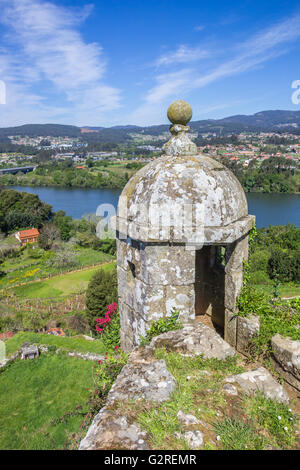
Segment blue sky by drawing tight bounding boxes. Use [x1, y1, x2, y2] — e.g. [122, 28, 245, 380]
[0, 0, 300, 127]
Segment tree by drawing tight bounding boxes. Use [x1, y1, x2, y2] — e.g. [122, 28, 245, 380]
[52, 247, 78, 268]
[38, 223, 61, 250]
[85, 268, 118, 330]
[86, 157, 94, 168]
[0, 189, 52, 232]
[53, 210, 73, 241]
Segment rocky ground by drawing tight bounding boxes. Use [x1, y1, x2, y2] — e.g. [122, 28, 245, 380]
[79, 323, 300, 451]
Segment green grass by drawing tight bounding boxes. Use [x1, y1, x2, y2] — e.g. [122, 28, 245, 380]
[0, 354, 95, 449]
[213, 418, 266, 450]
[12, 262, 115, 299]
[0, 234, 19, 247]
[244, 393, 298, 449]
[130, 348, 299, 450]
[253, 283, 300, 298]
[5, 331, 109, 357]
[135, 350, 246, 450]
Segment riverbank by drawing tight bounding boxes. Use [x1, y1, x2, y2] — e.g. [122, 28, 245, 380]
[5, 185, 300, 227]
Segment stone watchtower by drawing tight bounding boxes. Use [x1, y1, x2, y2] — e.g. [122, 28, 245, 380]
[115, 100, 255, 352]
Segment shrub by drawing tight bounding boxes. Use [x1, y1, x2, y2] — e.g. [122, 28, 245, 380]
[268, 249, 300, 282]
[92, 237, 116, 255]
[50, 247, 78, 269]
[27, 247, 44, 259]
[85, 268, 117, 331]
[95, 303, 120, 348]
[95, 349, 127, 392]
[67, 312, 90, 334]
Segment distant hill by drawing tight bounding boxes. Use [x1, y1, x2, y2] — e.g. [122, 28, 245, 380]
[0, 124, 81, 138]
[1, 110, 300, 143]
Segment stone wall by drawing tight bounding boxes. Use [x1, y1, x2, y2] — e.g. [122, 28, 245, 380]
[271, 334, 300, 391]
[117, 237, 196, 352]
[224, 235, 249, 348]
[118, 233, 251, 353]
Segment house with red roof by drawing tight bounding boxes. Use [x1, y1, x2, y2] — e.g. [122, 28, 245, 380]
[46, 328, 66, 337]
[15, 228, 39, 246]
[0, 331, 14, 341]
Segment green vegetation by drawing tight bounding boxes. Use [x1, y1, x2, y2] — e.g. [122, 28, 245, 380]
[237, 224, 300, 357]
[85, 266, 118, 331]
[0, 188, 52, 232]
[213, 418, 266, 450]
[126, 348, 299, 450]
[0, 335, 128, 450]
[12, 262, 115, 299]
[0, 262, 116, 336]
[221, 156, 300, 193]
[136, 351, 244, 450]
[0, 245, 113, 291]
[244, 393, 298, 448]
[0, 354, 94, 450]
[2, 152, 299, 194]
[5, 331, 109, 357]
[0, 160, 143, 189]
[140, 310, 183, 346]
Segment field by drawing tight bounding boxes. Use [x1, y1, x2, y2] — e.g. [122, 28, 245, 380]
[0, 353, 95, 450]
[12, 261, 115, 299]
[0, 244, 113, 290]
[254, 283, 300, 298]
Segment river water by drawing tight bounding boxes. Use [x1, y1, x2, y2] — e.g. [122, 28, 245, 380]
[8, 186, 300, 228]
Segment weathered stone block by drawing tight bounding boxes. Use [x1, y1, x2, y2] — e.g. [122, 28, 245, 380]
[79, 407, 150, 450]
[271, 334, 300, 391]
[225, 367, 289, 403]
[140, 244, 195, 285]
[224, 309, 238, 348]
[165, 284, 195, 321]
[236, 315, 260, 356]
[225, 236, 249, 273]
[224, 271, 243, 311]
[108, 359, 177, 404]
[150, 323, 235, 360]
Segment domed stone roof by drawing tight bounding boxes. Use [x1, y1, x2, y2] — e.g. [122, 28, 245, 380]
[116, 101, 254, 245]
[120, 153, 247, 226]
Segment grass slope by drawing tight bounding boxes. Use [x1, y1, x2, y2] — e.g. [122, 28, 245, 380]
[4, 332, 109, 357]
[0, 354, 94, 450]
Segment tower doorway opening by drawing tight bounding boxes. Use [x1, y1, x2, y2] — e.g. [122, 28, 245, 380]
[194, 245, 225, 337]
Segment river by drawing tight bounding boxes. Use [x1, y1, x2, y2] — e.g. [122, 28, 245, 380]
[8, 186, 300, 228]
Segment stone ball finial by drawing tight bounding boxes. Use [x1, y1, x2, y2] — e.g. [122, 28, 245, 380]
[167, 100, 193, 125]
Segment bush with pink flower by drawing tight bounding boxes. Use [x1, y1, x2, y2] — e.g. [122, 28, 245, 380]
[95, 302, 120, 349]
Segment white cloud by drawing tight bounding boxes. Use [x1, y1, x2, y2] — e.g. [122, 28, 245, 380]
[0, 0, 121, 126]
[156, 45, 209, 66]
[131, 14, 300, 124]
